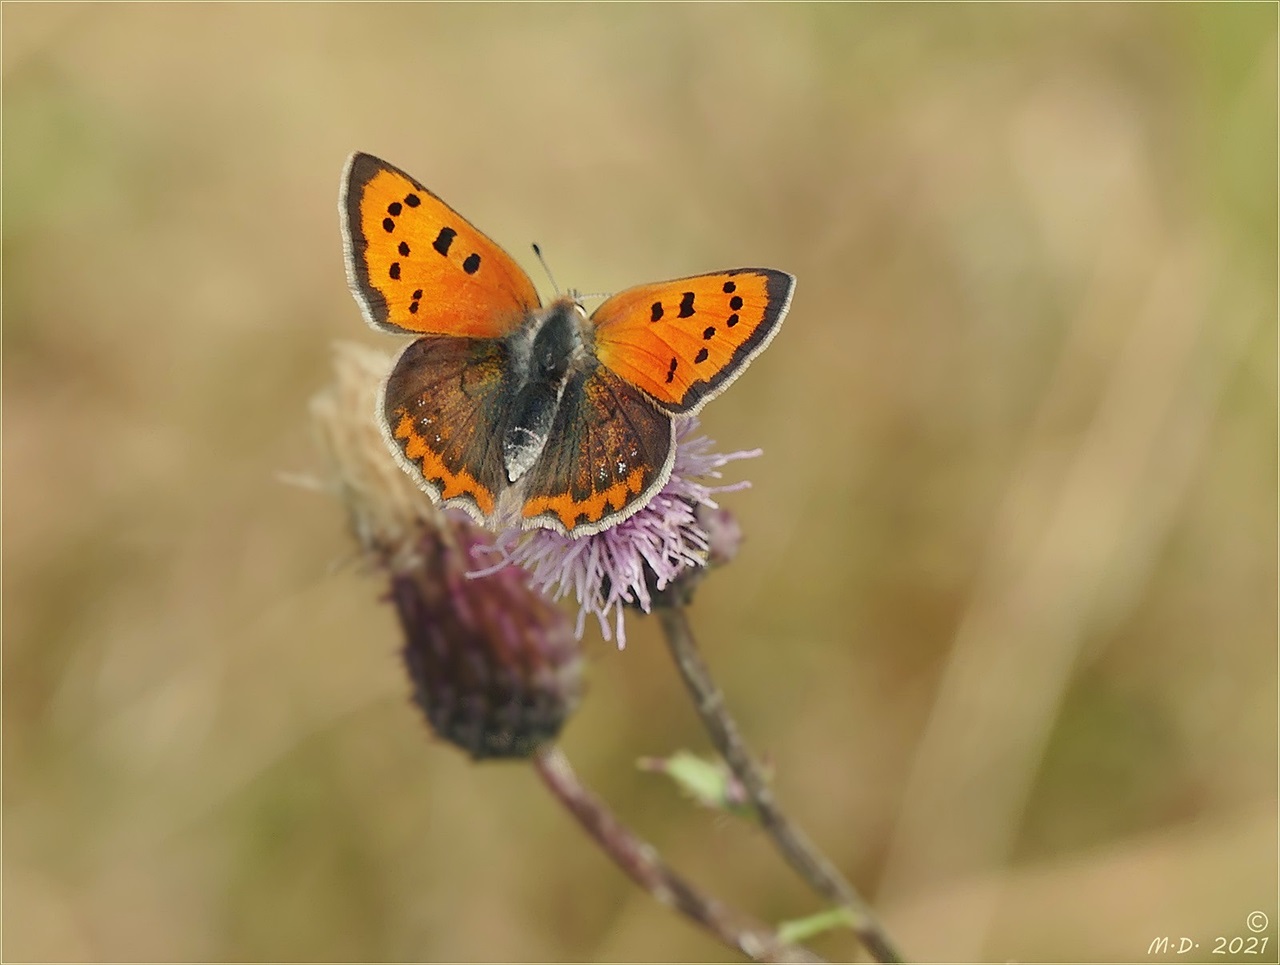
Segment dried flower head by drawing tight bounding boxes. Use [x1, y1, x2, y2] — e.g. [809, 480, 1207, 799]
[310, 343, 582, 759]
[481, 419, 757, 648]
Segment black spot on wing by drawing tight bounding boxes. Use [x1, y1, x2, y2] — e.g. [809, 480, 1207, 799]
[658, 268, 794, 415]
[433, 227, 456, 256]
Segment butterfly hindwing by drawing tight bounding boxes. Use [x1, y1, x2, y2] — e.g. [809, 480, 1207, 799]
[341, 152, 540, 338]
[382, 335, 514, 523]
[520, 363, 676, 536]
[590, 268, 794, 414]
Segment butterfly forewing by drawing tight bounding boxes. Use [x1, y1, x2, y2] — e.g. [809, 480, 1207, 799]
[341, 153, 540, 338]
[590, 268, 794, 414]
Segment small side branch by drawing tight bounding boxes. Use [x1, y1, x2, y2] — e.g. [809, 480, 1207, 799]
[532, 744, 825, 964]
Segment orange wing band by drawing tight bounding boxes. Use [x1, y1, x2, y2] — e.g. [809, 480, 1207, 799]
[522, 467, 648, 531]
[391, 412, 497, 516]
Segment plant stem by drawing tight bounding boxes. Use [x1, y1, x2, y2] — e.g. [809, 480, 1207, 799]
[656, 603, 904, 964]
[532, 744, 825, 964]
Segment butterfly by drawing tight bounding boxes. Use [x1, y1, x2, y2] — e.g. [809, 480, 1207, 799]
[339, 152, 795, 538]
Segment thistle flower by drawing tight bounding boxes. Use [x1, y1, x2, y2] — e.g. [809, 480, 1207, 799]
[483, 419, 758, 648]
[310, 343, 582, 760]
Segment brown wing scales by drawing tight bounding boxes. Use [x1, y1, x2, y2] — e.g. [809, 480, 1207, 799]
[520, 364, 675, 535]
[382, 336, 513, 520]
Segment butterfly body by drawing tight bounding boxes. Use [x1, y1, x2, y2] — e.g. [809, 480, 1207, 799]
[501, 297, 587, 484]
[341, 153, 794, 537]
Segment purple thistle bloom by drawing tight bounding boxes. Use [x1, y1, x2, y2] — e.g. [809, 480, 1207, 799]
[480, 418, 759, 648]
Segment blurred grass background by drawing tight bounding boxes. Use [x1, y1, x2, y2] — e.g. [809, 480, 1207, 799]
[3, 4, 1275, 962]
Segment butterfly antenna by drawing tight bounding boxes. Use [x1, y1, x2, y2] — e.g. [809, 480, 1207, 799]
[531, 243, 560, 296]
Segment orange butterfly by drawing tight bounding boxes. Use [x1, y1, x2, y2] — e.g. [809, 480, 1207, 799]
[340, 153, 795, 537]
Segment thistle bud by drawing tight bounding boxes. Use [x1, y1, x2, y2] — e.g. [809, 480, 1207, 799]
[392, 514, 582, 759]
[695, 504, 742, 570]
[309, 343, 582, 760]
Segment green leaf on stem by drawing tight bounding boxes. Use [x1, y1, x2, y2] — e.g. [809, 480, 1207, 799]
[776, 906, 858, 944]
[637, 750, 762, 819]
